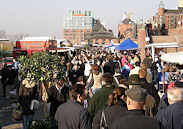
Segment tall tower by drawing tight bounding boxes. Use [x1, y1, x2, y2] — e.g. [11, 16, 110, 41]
[158, 1, 165, 26]
[158, 1, 165, 16]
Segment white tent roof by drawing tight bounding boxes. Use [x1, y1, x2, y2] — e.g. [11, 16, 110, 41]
[92, 44, 104, 47]
[0, 39, 9, 41]
[161, 52, 183, 65]
[145, 42, 179, 48]
[20, 37, 53, 41]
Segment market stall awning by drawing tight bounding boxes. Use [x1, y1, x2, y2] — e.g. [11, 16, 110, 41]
[115, 39, 138, 50]
[145, 42, 179, 48]
[161, 52, 183, 65]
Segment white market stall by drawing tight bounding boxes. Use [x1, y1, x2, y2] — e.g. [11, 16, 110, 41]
[160, 52, 183, 65]
[145, 42, 180, 61]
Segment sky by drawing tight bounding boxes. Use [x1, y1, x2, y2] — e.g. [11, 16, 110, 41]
[0, 0, 177, 38]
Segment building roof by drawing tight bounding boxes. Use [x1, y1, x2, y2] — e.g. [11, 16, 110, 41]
[85, 20, 117, 40]
[0, 39, 9, 41]
[145, 42, 179, 48]
[122, 18, 134, 24]
[19, 37, 53, 41]
[165, 9, 179, 14]
[164, 8, 183, 14]
[85, 32, 116, 40]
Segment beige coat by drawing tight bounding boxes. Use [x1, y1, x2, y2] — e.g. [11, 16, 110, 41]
[87, 73, 102, 90]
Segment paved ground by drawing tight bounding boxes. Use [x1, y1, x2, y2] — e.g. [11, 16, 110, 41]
[0, 83, 22, 129]
[0, 82, 49, 129]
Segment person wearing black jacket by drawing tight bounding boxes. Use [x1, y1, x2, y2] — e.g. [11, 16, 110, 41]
[68, 65, 83, 85]
[156, 87, 183, 129]
[55, 84, 92, 129]
[1, 65, 9, 97]
[92, 88, 127, 129]
[103, 56, 115, 75]
[111, 87, 164, 129]
[47, 79, 69, 129]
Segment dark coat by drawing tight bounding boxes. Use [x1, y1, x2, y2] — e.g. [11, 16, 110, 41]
[79, 63, 85, 75]
[18, 85, 37, 115]
[156, 101, 183, 129]
[1, 66, 17, 85]
[87, 85, 114, 118]
[140, 78, 160, 117]
[140, 78, 160, 104]
[55, 100, 92, 129]
[103, 62, 115, 75]
[92, 101, 127, 129]
[47, 86, 68, 118]
[111, 110, 164, 129]
[158, 94, 169, 111]
[68, 69, 83, 84]
[1, 67, 10, 85]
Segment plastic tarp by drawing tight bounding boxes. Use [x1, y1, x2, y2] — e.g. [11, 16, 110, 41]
[115, 39, 138, 50]
[160, 52, 183, 65]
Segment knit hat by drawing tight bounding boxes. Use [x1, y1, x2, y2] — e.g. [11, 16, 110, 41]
[125, 87, 147, 102]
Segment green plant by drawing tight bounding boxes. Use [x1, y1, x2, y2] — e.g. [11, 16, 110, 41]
[18, 52, 66, 85]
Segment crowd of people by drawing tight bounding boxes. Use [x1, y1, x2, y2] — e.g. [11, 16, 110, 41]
[2, 47, 183, 129]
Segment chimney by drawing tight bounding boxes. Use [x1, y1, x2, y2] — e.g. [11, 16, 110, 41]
[138, 25, 147, 61]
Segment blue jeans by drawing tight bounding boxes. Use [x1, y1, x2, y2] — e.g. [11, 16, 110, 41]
[22, 114, 33, 129]
[51, 119, 57, 129]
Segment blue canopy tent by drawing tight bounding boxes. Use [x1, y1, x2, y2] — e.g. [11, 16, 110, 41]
[115, 39, 138, 50]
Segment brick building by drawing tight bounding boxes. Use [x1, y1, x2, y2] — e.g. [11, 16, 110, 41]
[63, 10, 97, 44]
[153, 0, 183, 30]
[84, 20, 117, 44]
[118, 18, 137, 42]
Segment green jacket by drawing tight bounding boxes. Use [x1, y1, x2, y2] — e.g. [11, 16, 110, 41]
[87, 84, 114, 118]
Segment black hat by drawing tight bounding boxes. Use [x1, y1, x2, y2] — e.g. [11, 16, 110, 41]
[125, 87, 147, 102]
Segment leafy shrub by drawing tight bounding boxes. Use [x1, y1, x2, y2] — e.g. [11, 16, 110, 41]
[18, 52, 66, 84]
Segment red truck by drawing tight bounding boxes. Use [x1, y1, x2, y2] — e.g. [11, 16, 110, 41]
[13, 37, 57, 58]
